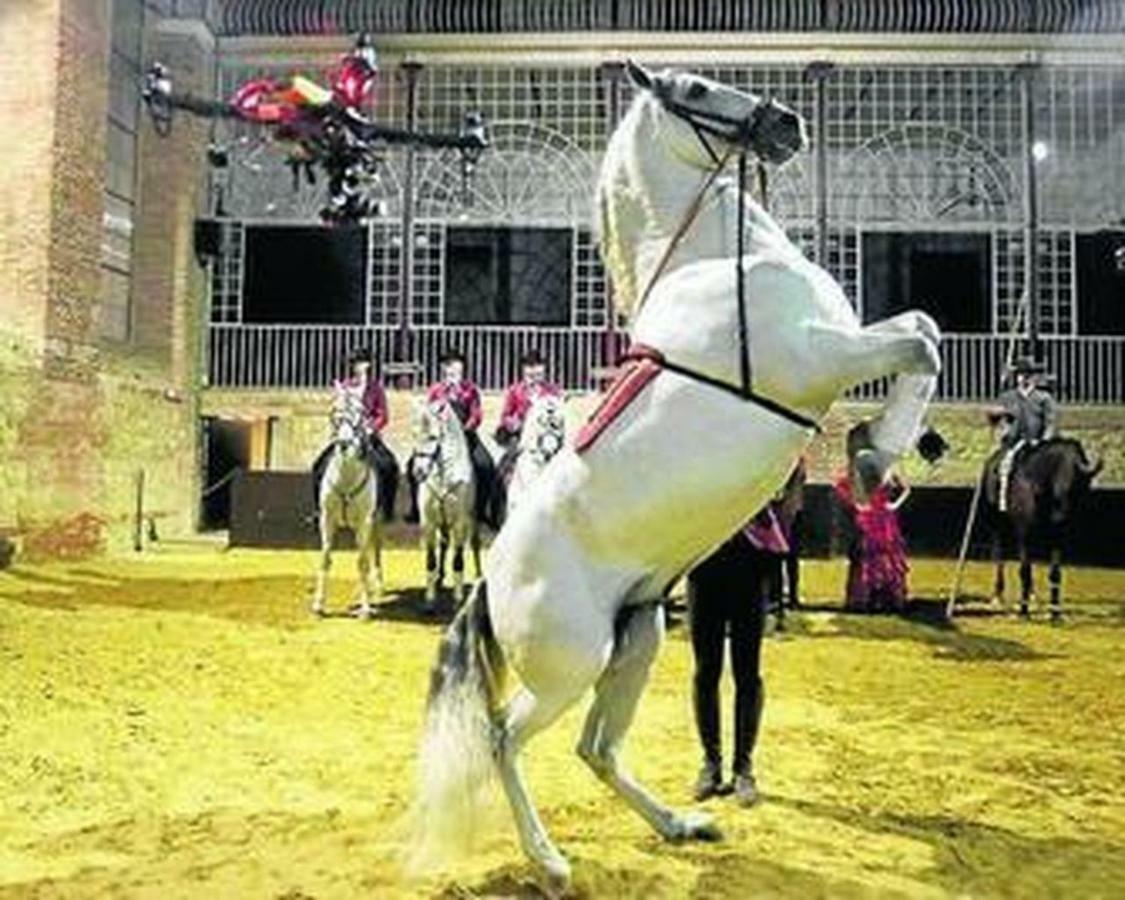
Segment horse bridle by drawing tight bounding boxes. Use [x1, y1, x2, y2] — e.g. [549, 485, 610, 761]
[326, 406, 374, 518]
[534, 427, 564, 462]
[630, 83, 819, 433]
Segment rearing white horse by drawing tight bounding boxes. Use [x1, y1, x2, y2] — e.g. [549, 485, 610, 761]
[505, 393, 566, 517]
[412, 64, 940, 888]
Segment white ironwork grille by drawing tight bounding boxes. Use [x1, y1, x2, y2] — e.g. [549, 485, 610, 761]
[367, 220, 403, 326]
[201, 57, 1125, 400]
[411, 220, 445, 326]
[209, 220, 243, 323]
[1037, 67, 1125, 226]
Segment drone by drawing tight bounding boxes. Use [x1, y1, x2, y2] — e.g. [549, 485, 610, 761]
[141, 34, 488, 224]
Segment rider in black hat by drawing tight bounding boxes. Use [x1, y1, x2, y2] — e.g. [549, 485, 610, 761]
[987, 355, 1058, 511]
[310, 347, 400, 522]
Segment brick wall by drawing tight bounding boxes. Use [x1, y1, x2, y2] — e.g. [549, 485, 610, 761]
[0, 5, 214, 558]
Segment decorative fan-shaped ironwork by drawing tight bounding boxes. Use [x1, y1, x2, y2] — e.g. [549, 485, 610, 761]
[836, 124, 1019, 225]
[414, 120, 597, 226]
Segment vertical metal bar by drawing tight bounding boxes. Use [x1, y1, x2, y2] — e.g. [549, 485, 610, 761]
[399, 61, 423, 364]
[1019, 62, 1041, 358]
[807, 61, 833, 266]
[600, 60, 624, 370]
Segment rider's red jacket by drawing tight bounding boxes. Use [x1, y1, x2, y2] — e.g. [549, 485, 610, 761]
[499, 380, 562, 435]
[427, 380, 483, 431]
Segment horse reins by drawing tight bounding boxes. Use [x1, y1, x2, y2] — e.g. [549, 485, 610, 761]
[628, 86, 819, 433]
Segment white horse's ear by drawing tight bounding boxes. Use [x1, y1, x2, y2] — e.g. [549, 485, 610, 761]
[625, 59, 653, 91]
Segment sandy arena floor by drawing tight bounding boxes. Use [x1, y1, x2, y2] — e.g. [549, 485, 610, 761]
[1, 543, 1124, 898]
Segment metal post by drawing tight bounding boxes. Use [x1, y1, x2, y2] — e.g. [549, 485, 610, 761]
[1018, 62, 1041, 359]
[133, 468, 145, 553]
[398, 61, 423, 367]
[806, 61, 834, 268]
[599, 60, 625, 376]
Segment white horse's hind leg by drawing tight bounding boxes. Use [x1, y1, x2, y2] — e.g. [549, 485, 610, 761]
[497, 686, 588, 888]
[576, 604, 720, 843]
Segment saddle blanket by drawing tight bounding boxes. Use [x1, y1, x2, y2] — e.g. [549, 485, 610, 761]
[575, 350, 663, 455]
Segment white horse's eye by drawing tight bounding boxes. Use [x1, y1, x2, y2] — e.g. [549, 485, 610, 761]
[685, 81, 708, 100]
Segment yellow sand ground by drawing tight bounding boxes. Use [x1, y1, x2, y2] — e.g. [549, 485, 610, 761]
[1, 544, 1124, 898]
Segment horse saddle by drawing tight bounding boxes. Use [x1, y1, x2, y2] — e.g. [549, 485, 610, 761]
[575, 353, 663, 455]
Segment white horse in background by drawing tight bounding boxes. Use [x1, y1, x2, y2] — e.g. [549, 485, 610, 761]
[412, 398, 478, 609]
[312, 386, 382, 619]
[505, 394, 567, 517]
[411, 63, 940, 888]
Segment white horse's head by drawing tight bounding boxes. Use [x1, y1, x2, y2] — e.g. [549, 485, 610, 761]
[412, 398, 471, 486]
[625, 61, 807, 170]
[519, 394, 566, 464]
[330, 387, 368, 458]
[597, 63, 807, 317]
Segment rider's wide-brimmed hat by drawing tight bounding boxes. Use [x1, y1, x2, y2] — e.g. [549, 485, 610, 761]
[347, 346, 374, 366]
[1010, 356, 1047, 375]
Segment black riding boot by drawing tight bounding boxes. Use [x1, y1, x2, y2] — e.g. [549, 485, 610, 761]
[732, 676, 765, 778]
[404, 464, 420, 524]
[309, 446, 333, 516]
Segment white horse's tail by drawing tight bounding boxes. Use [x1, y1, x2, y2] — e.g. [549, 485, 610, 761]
[406, 580, 506, 872]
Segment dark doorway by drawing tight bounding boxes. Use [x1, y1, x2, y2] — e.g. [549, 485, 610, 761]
[242, 225, 369, 323]
[444, 227, 572, 325]
[1077, 230, 1125, 335]
[862, 231, 991, 332]
[201, 418, 251, 530]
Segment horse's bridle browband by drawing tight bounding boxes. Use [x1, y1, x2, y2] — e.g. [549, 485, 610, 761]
[631, 83, 819, 434]
[652, 86, 776, 167]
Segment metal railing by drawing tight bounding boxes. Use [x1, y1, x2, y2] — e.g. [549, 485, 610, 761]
[216, 0, 1125, 35]
[207, 325, 1124, 403]
[206, 324, 627, 391]
[848, 333, 1125, 404]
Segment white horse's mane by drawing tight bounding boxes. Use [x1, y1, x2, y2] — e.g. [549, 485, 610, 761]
[594, 94, 660, 320]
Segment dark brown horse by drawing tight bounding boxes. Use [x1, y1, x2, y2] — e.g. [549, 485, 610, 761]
[982, 438, 1102, 620]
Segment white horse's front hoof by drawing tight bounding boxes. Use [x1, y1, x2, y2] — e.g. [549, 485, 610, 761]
[353, 603, 376, 620]
[310, 600, 326, 617]
[535, 849, 571, 896]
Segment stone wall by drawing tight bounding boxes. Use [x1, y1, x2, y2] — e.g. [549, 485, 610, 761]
[0, 5, 213, 559]
[203, 389, 1125, 489]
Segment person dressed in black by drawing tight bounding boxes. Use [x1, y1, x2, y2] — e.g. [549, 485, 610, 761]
[310, 347, 399, 522]
[688, 508, 786, 806]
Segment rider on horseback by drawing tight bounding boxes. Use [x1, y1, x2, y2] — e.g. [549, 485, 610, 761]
[406, 349, 499, 528]
[311, 347, 400, 522]
[494, 349, 563, 515]
[987, 356, 1058, 511]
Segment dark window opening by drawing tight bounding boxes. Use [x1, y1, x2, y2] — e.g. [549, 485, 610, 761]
[444, 227, 572, 326]
[1077, 231, 1125, 335]
[243, 225, 368, 324]
[862, 231, 992, 333]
